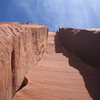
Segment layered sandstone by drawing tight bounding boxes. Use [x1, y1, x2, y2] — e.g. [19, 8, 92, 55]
[57, 28, 100, 68]
[0, 23, 100, 100]
[13, 31, 100, 100]
[0, 22, 48, 100]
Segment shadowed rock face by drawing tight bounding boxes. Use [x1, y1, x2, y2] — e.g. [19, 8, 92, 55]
[58, 28, 100, 68]
[0, 22, 48, 100]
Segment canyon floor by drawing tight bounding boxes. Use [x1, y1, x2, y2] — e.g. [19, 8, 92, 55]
[13, 31, 100, 100]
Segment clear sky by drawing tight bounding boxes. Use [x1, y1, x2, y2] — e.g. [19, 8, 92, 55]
[0, 0, 100, 30]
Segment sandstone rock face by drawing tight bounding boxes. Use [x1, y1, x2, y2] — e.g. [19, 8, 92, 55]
[58, 28, 100, 68]
[0, 23, 48, 100]
[13, 31, 100, 100]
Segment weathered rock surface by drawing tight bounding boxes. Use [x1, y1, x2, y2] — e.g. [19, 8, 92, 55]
[0, 23, 100, 100]
[13, 31, 100, 100]
[58, 28, 100, 68]
[0, 22, 48, 100]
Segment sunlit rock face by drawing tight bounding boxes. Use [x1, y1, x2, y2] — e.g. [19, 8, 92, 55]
[58, 28, 100, 68]
[0, 22, 48, 100]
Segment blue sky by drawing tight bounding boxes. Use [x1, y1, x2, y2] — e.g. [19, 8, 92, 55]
[0, 0, 100, 30]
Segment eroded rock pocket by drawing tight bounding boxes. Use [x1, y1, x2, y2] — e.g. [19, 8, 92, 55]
[17, 77, 28, 91]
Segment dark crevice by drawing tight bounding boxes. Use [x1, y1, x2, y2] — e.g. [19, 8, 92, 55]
[11, 49, 15, 74]
[11, 49, 16, 97]
[17, 77, 28, 92]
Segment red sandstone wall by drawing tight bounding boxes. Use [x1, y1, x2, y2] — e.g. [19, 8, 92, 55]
[0, 23, 48, 100]
[58, 28, 100, 68]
